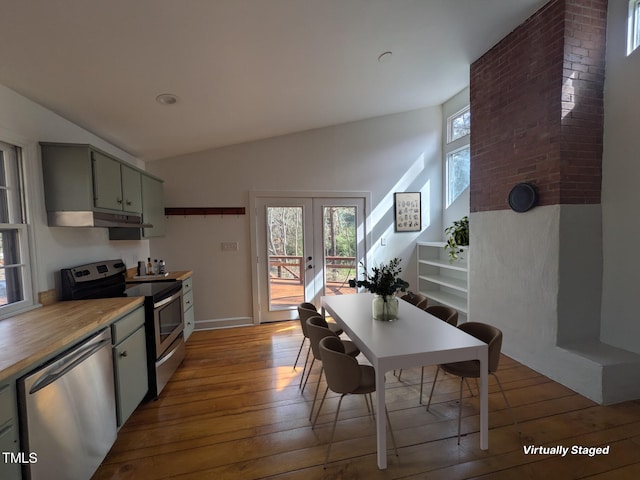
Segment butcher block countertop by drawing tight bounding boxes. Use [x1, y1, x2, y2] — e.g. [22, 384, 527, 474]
[0, 296, 145, 382]
[126, 270, 193, 283]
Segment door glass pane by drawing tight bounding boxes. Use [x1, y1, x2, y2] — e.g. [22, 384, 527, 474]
[266, 206, 304, 310]
[323, 206, 357, 296]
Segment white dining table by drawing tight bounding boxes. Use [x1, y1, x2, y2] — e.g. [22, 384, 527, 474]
[321, 293, 489, 470]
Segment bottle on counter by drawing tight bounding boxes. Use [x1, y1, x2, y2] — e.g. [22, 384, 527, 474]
[153, 259, 159, 275]
[146, 257, 153, 275]
[159, 260, 166, 275]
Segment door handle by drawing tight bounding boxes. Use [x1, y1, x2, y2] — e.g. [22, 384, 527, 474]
[307, 264, 314, 269]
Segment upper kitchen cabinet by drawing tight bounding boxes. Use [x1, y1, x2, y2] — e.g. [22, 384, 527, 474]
[110, 174, 165, 239]
[141, 174, 165, 238]
[40, 143, 164, 234]
[93, 151, 142, 213]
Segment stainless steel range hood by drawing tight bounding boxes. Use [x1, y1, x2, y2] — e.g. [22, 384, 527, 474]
[47, 211, 153, 228]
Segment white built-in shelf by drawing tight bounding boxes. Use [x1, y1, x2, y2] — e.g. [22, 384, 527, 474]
[419, 257, 468, 272]
[418, 274, 467, 293]
[416, 241, 469, 318]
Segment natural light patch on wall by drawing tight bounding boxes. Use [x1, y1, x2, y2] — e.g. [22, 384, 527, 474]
[369, 153, 426, 230]
[628, 0, 640, 55]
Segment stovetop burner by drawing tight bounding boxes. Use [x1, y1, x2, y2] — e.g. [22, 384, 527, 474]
[125, 281, 182, 303]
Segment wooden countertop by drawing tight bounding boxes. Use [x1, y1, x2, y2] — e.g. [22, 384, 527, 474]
[126, 270, 193, 282]
[0, 297, 145, 382]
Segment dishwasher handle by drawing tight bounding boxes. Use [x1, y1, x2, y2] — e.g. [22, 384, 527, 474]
[29, 336, 111, 395]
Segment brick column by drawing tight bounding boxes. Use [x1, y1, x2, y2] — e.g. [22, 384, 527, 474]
[470, 0, 607, 212]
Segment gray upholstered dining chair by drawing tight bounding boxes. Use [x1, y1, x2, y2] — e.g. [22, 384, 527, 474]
[295, 303, 344, 388]
[314, 336, 398, 468]
[425, 321, 519, 444]
[397, 303, 459, 382]
[305, 316, 360, 421]
[400, 291, 428, 310]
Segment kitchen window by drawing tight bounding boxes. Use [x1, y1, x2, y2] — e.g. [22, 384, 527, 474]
[0, 140, 33, 317]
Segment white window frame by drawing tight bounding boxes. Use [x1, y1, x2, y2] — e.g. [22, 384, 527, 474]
[445, 145, 471, 208]
[628, 0, 640, 55]
[0, 136, 37, 319]
[444, 105, 471, 207]
[446, 106, 471, 144]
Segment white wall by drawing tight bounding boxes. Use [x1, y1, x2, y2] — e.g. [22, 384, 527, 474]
[468, 1, 640, 404]
[600, 0, 640, 354]
[0, 84, 149, 296]
[147, 107, 443, 325]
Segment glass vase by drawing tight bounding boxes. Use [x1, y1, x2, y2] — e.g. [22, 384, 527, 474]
[372, 294, 399, 321]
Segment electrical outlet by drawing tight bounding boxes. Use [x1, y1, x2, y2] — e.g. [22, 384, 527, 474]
[381, 237, 386, 246]
[221, 241, 239, 251]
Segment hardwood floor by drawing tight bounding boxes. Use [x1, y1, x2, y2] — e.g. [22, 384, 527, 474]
[93, 322, 640, 480]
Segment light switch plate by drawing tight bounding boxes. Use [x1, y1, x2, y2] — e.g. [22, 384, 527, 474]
[221, 241, 239, 251]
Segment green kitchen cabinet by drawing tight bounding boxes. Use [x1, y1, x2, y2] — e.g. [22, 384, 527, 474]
[182, 275, 195, 341]
[111, 305, 148, 427]
[0, 381, 20, 480]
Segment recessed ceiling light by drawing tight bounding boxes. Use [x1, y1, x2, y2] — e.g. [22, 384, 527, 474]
[156, 93, 179, 105]
[378, 51, 393, 63]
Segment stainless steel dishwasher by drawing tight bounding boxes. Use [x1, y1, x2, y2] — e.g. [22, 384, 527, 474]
[18, 328, 117, 480]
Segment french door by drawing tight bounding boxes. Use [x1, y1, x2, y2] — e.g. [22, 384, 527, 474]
[252, 195, 367, 323]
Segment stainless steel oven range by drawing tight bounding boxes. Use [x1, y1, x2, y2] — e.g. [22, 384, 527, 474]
[60, 259, 185, 398]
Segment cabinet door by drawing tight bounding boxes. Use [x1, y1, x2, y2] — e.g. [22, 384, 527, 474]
[0, 422, 20, 480]
[92, 151, 123, 211]
[113, 326, 148, 426]
[141, 175, 165, 238]
[121, 165, 143, 213]
[184, 306, 195, 341]
[0, 382, 20, 480]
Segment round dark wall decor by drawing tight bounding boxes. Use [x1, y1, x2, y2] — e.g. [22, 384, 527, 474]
[508, 182, 538, 213]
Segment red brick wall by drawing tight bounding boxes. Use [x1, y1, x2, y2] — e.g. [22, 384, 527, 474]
[470, 0, 607, 212]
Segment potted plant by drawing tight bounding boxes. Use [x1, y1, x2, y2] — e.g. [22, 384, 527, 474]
[444, 216, 469, 263]
[349, 258, 409, 321]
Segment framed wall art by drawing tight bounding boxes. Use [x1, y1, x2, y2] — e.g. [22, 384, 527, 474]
[394, 192, 421, 232]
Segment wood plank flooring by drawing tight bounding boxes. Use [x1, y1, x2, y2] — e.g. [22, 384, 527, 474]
[93, 322, 640, 480]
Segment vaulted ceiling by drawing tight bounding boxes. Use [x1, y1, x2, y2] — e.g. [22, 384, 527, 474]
[0, 0, 547, 160]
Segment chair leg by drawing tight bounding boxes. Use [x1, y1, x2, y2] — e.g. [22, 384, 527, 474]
[364, 392, 371, 414]
[312, 386, 330, 428]
[425, 366, 440, 409]
[465, 378, 475, 397]
[309, 366, 324, 421]
[324, 394, 346, 468]
[301, 357, 315, 394]
[298, 346, 311, 388]
[293, 337, 306, 371]
[369, 393, 376, 422]
[419, 366, 425, 404]
[492, 373, 520, 434]
[385, 406, 399, 457]
[457, 377, 464, 445]
[397, 368, 403, 380]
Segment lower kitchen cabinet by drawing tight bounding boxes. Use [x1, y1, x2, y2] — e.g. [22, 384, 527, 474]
[182, 275, 194, 341]
[111, 306, 148, 426]
[0, 381, 20, 480]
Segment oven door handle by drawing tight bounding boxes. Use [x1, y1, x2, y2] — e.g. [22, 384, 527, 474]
[154, 291, 182, 309]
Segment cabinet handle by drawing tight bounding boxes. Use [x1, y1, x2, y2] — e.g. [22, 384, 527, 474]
[119, 351, 128, 357]
[117, 198, 123, 204]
